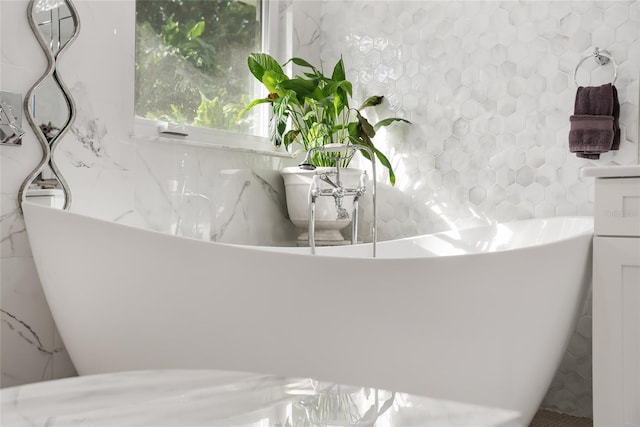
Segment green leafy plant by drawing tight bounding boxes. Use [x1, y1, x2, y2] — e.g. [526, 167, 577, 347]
[241, 53, 409, 185]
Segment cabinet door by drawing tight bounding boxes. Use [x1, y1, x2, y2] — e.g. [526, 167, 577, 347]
[594, 237, 640, 427]
[595, 177, 640, 237]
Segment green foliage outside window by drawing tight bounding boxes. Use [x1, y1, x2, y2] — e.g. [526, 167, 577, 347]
[135, 0, 261, 133]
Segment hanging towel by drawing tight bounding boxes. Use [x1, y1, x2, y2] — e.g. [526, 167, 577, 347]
[569, 115, 614, 159]
[611, 85, 620, 150]
[569, 83, 620, 159]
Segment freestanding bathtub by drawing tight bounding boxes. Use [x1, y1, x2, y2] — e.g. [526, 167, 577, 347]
[22, 202, 593, 426]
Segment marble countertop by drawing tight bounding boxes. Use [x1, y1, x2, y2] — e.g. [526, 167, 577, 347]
[1, 370, 521, 426]
[581, 164, 640, 178]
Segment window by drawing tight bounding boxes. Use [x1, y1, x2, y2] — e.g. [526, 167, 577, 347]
[134, 0, 266, 139]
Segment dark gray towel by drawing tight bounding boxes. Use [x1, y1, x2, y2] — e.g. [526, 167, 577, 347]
[569, 83, 620, 159]
[611, 85, 620, 150]
[574, 84, 614, 116]
[569, 115, 614, 157]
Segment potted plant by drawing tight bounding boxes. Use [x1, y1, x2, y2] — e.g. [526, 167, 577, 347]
[241, 53, 409, 244]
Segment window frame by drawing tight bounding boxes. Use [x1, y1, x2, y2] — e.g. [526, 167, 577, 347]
[133, 0, 286, 156]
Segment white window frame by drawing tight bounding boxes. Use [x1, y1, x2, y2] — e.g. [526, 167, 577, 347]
[133, 0, 288, 157]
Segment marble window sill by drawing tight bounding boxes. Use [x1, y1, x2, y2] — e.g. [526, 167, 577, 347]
[133, 118, 293, 158]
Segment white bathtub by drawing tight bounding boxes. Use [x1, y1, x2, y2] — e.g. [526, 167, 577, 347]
[22, 202, 593, 426]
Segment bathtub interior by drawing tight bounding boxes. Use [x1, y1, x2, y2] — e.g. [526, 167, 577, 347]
[261, 216, 594, 258]
[96, 201, 594, 258]
[61, 196, 594, 261]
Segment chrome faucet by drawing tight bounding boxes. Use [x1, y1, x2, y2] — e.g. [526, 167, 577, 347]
[318, 172, 350, 220]
[300, 143, 377, 257]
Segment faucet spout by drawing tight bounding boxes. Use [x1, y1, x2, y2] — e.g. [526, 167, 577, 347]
[334, 198, 350, 220]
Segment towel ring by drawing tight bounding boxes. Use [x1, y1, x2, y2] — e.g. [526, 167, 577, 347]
[573, 47, 618, 86]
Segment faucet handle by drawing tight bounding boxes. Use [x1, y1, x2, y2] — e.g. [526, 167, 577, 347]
[319, 173, 339, 189]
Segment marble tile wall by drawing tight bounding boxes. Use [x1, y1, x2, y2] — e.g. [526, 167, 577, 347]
[319, 1, 639, 230]
[313, 0, 640, 418]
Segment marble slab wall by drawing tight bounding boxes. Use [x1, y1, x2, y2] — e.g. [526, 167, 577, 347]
[132, 138, 297, 245]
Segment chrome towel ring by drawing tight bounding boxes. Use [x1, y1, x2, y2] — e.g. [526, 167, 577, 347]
[574, 47, 618, 86]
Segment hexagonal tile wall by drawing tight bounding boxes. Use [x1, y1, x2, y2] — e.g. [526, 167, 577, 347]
[315, 0, 640, 419]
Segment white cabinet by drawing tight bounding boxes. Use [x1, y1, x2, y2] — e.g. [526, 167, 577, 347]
[593, 237, 640, 426]
[587, 167, 640, 427]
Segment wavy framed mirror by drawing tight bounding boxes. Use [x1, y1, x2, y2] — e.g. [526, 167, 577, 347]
[18, 0, 79, 211]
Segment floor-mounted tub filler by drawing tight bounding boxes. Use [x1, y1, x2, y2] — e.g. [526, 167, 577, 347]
[18, 202, 594, 426]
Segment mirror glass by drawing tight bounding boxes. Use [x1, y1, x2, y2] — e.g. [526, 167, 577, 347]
[20, 0, 78, 209]
[33, 0, 73, 135]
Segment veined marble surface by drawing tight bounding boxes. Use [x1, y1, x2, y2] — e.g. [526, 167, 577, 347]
[1, 370, 521, 427]
[581, 164, 640, 178]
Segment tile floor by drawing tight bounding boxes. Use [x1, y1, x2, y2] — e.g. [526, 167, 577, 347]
[530, 410, 593, 427]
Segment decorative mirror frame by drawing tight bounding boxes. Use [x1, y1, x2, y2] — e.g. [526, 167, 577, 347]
[18, 0, 80, 211]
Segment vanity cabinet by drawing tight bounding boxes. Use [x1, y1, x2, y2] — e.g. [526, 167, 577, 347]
[587, 168, 640, 427]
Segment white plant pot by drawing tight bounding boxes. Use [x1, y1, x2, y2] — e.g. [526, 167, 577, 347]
[281, 166, 365, 245]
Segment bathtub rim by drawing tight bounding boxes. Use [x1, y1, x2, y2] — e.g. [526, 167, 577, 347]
[22, 202, 594, 261]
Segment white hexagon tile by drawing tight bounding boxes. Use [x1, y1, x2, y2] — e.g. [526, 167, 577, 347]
[315, 0, 640, 418]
